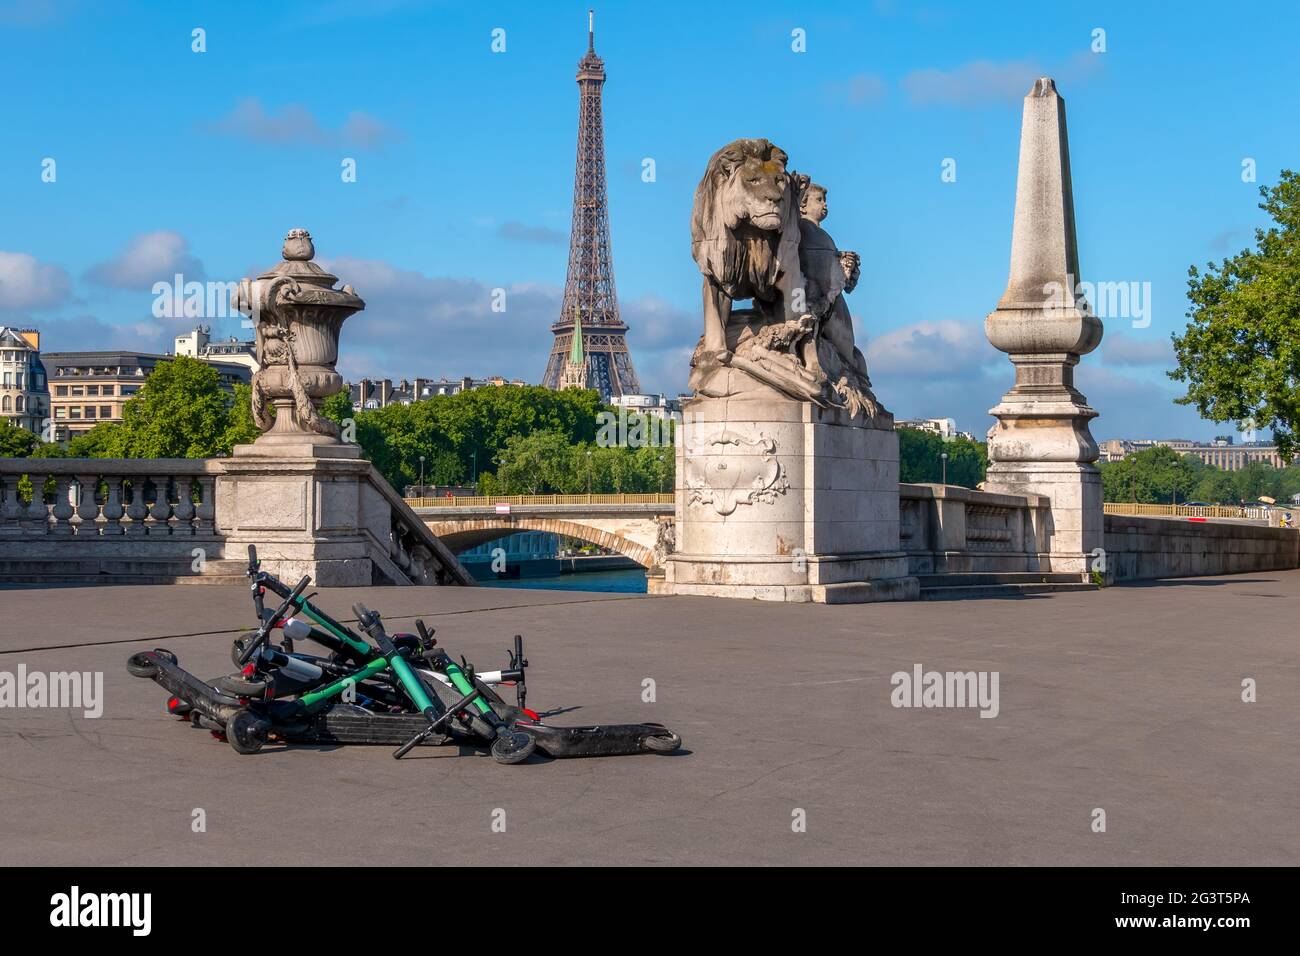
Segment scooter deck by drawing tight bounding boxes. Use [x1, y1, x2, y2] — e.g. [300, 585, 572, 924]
[129, 651, 245, 725]
[281, 704, 452, 747]
[522, 721, 681, 758]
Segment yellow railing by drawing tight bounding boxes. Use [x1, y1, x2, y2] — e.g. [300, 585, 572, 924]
[1103, 502, 1251, 519]
[406, 492, 675, 508]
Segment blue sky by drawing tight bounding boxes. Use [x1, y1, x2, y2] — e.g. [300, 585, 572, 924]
[1, 0, 1297, 441]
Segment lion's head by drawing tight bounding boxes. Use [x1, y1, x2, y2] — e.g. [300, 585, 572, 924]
[692, 138, 794, 240]
[691, 138, 803, 301]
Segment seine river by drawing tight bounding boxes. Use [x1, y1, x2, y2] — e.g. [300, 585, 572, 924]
[477, 568, 648, 593]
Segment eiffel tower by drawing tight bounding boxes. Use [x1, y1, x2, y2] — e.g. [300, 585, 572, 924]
[541, 10, 641, 400]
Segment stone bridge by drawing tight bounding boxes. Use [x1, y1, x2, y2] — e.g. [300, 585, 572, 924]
[411, 494, 673, 569]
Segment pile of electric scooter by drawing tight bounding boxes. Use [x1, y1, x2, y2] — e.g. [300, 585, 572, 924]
[126, 546, 681, 764]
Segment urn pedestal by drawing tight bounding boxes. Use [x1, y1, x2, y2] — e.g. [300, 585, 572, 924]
[217, 446, 391, 587]
[650, 395, 917, 603]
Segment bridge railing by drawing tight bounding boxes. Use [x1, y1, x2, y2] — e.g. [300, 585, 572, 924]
[406, 492, 675, 508]
[1103, 502, 1272, 520]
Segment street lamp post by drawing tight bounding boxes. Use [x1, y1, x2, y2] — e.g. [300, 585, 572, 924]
[471, 450, 477, 483]
[658, 454, 665, 494]
[586, 450, 593, 495]
[418, 455, 426, 494]
[940, 451, 948, 486]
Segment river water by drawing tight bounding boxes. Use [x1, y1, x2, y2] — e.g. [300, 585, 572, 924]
[477, 568, 648, 593]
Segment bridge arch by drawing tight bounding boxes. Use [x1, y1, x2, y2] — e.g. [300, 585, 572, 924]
[427, 517, 656, 569]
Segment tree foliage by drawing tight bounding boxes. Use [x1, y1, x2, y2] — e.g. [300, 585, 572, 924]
[1172, 170, 1300, 457]
[1099, 444, 1300, 504]
[897, 428, 988, 488]
[321, 385, 658, 493]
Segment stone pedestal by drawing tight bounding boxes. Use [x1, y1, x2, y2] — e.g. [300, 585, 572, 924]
[651, 395, 917, 603]
[983, 462, 1101, 573]
[217, 443, 391, 587]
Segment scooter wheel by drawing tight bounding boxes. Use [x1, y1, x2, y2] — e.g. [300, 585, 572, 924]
[126, 652, 159, 679]
[644, 731, 682, 753]
[227, 709, 269, 755]
[490, 730, 536, 765]
[216, 674, 272, 698]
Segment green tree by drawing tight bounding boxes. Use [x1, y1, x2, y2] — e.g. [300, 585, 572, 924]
[1172, 170, 1300, 459]
[897, 428, 988, 488]
[0, 422, 38, 457]
[1100, 446, 1207, 503]
[219, 383, 261, 454]
[113, 356, 241, 458]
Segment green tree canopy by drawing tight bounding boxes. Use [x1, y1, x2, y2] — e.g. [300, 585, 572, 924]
[897, 428, 988, 489]
[1172, 170, 1300, 460]
[0, 422, 38, 458]
[110, 357, 244, 458]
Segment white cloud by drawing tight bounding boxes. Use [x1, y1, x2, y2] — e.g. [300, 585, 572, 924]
[84, 231, 205, 290]
[1099, 331, 1175, 368]
[826, 73, 888, 108]
[865, 318, 996, 378]
[0, 251, 72, 310]
[497, 222, 567, 246]
[902, 51, 1101, 107]
[206, 98, 401, 150]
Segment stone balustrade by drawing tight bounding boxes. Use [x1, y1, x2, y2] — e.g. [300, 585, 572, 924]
[901, 482, 1298, 581]
[0, 459, 220, 539]
[0, 458, 473, 587]
[900, 482, 1052, 575]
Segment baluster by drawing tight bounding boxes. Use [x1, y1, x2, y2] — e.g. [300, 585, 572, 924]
[172, 476, 195, 535]
[21, 474, 48, 534]
[101, 477, 125, 536]
[194, 476, 216, 535]
[148, 475, 171, 535]
[124, 478, 148, 536]
[0, 476, 21, 537]
[74, 474, 101, 536]
[50, 475, 75, 536]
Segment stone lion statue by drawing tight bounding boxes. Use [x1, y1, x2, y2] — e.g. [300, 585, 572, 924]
[690, 138, 805, 365]
[687, 138, 884, 421]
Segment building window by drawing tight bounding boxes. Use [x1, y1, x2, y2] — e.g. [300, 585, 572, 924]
[55, 385, 67, 396]
[69, 407, 81, 419]
[15, 396, 24, 412]
[100, 406, 111, 418]
[0, 395, 9, 412]
[71, 386, 84, 397]
[86, 385, 98, 396]
[84, 406, 96, 418]
[54, 407, 66, 419]
[102, 385, 114, 396]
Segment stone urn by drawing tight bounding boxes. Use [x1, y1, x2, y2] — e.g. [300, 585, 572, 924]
[234, 229, 365, 447]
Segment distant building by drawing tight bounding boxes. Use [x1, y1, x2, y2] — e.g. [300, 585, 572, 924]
[43, 350, 251, 441]
[347, 375, 527, 410]
[1097, 436, 1289, 470]
[895, 417, 975, 442]
[609, 392, 681, 420]
[0, 327, 50, 434]
[175, 326, 258, 373]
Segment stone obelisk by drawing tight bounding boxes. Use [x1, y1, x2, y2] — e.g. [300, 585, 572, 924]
[984, 78, 1104, 575]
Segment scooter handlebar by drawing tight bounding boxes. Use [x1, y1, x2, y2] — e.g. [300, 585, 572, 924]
[238, 575, 310, 665]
